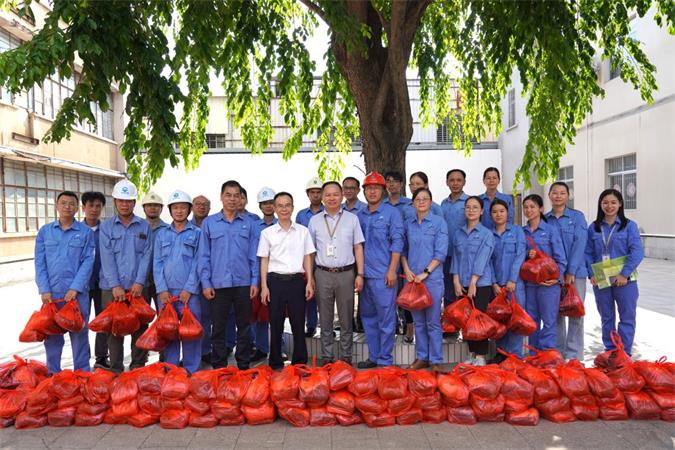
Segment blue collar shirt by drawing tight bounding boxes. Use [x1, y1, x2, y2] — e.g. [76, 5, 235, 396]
[357, 202, 404, 279]
[441, 192, 469, 256]
[584, 218, 644, 279]
[98, 214, 152, 290]
[383, 196, 412, 219]
[402, 201, 443, 222]
[545, 207, 589, 277]
[198, 211, 260, 289]
[84, 220, 101, 291]
[153, 222, 202, 295]
[295, 205, 324, 227]
[450, 223, 495, 287]
[522, 220, 568, 283]
[342, 199, 367, 215]
[491, 223, 526, 286]
[35, 220, 95, 298]
[480, 191, 514, 229]
[403, 213, 448, 283]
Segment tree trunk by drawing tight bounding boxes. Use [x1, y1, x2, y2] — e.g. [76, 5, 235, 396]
[329, 0, 431, 183]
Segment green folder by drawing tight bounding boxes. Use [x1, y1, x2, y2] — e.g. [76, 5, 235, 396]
[591, 256, 638, 289]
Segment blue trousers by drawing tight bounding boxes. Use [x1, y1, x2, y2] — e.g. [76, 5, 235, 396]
[497, 284, 526, 357]
[411, 280, 444, 364]
[361, 278, 397, 365]
[164, 294, 202, 373]
[200, 294, 212, 357]
[306, 297, 318, 329]
[525, 283, 561, 351]
[44, 293, 91, 373]
[593, 281, 639, 356]
[443, 257, 456, 307]
[556, 278, 587, 360]
[252, 320, 269, 353]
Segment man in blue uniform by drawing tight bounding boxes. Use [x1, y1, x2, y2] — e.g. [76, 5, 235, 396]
[342, 176, 367, 214]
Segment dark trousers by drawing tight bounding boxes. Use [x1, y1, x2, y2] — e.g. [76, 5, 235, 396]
[89, 288, 108, 361]
[268, 274, 307, 369]
[101, 290, 148, 373]
[466, 285, 494, 356]
[212, 287, 251, 369]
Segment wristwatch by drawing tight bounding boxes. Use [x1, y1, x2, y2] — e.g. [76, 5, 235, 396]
[423, 267, 431, 274]
[357, 273, 364, 277]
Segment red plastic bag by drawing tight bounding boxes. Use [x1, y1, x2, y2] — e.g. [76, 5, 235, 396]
[58, 394, 83, 408]
[111, 372, 139, 404]
[298, 366, 330, 405]
[251, 295, 269, 323]
[190, 370, 218, 401]
[441, 296, 472, 329]
[523, 345, 564, 369]
[326, 390, 355, 416]
[648, 390, 675, 409]
[179, 305, 203, 341]
[89, 305, 114, 333]
[348, 370, 378, 396]
[15, 412, 47, 429]
[103, 409, 127, 424]
[388, 395, 415, 416]
[507, 298, 536, 336]
[111, 399, 138, 417]
[110, 301, 141, 336]
[327, 360, 356, 391]
[537, 396, 572, 418]
[219, 415, 245, 426]
[270, 366, 299, 402]
[50, 370, 80, 399]
[33, 303, 65, 335]
[447, 405, 476, 425]
[161, 367, 190, 400]
[47, 406, 76, 426]
[242, 367, 271, 408]
[355, 393, 387, 415]
[491, 322, 508, 340]
[221, 370, 253, 405]
[570, 395, 599, 421]
[128, 412, 158, 428]
[309, 406, 337, 426]
[279, 407, 310, 427]
[594, 331, 633, 370]
[160, 409, 190, 429]
[497, 349, 529, 372]
[408, 370, 437, 397]
[335, 412, 363, 426]
[633, 357, 675, 394]
[550, 361, 591, 397]
[441, 316, 459, 334]
[583, 368, 616, 398]
[517, 366, 561, 403]
[377, 367, 408, 400]
[559, 283, 585, 317]
[363, 412, 395, 427]
[136, 363, 167, 395]
[396, 408, 423, 425]
[462, 299, 500, 341]
[500, 370, 534, 412]
[486, 288, 513, 323]
[77, 402, 108, 416]
[128, 294, 156, 324]
[422, 407, 447, 423]
[396, 281, 432, 310]
[599, 399, 629, 421]
[414, 392, 442, 411]
[624, 391, 661, 420]
[605, 364, 645, 393]
[156, 302, 179, 341]
[75, 412, 105, 426]
[457, 365, 502, 399]
[520, 236, 560, 283]
[242, 400, 276, 425]
[138, 393, 164, 415]
[470, 393, 505, 421]
[0, 389, 28, 418]
[81, 369, 115, 404]
[189, 412, 218, 428]
[19, 311, 47, 342]
[27, 378, 55, 413]
[136, 322, 168, 352]
[54, 300, 85, 332]
[437, 372, 469, 407]
[210, 400, 241, 420]
[506, 407, 539, 426]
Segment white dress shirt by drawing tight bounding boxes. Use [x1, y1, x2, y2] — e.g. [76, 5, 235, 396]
[257, 222, 316, 274]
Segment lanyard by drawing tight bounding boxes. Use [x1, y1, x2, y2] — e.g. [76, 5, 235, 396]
[601, 223, 618, 256]
[324, 212, 343, 239]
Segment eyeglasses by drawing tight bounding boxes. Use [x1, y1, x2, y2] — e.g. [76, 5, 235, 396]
[465, 205, 481, 211]
[276, 203, 293, 209]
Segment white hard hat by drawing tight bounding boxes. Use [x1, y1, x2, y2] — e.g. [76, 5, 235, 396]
[167, 190, 192, 206]
[306, 177, 323, 191]
[112, 179, 138, 200]
[141, 191, 164, 206]
[257, 187, 276, 203]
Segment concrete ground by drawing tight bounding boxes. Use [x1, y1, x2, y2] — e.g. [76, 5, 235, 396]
[0, 258, 674, 449]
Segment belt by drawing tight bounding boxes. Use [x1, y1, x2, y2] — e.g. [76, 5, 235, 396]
[268, 272, 304, 281]
[316, 264, 355, 273]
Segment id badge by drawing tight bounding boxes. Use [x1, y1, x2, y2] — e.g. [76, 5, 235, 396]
[602, 253, 610, 262]
[327, 244, 336, 257]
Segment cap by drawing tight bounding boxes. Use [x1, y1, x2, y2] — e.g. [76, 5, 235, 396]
[141, 191, 164, 206]
[306, 177, 323, 191]
[167, 190, 192, 206]
[257, 187, 276, 203]
[362, 171, 386, 187]
[112, 179, 138, 200]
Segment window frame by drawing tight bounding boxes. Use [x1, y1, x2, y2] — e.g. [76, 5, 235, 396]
[606, 154, 637, 210]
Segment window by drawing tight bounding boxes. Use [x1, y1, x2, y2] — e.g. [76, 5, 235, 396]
[436, 117, 450, 144]
[607, 154, 637, 209]
[507, 88, 516, 128]
[205, 134, 226, 149]
[609, 56, 621, 81]
[556, 166, 575, 209]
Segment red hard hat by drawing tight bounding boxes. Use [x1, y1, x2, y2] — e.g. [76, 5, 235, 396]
[363, 171, 386, 187]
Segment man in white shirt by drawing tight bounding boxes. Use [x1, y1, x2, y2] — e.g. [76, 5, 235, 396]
[258, 192, 316, 370]
[308, 182, 365, 365]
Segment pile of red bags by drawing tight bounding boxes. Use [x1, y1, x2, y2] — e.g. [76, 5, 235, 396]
[20, 299, 89, 343]
[88, 293, 155, 338]
[0, 357, 49, 428]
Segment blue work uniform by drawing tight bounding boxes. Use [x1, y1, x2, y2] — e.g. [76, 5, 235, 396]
[441, 193, 469, 305]
[480, 191, 514, 229]
[585, 218, 644, 355]
[99, 215, 153, 291]
[490, 224, 527, 356]
[295, 205, 323, 330]
[35, 220, 95, 373]
[87, 221, 101, 292]
[523, 220, 567, 351]
[383, 196, 412, 219]
[357, 202, 404, 366]
[147, 220, 169, 310]
[342, 199, 367, 215]
[402, 201, 443, 222]
[450, 223, 496, 288]
[248, 218, 278, 354]
[403, 213, 448, 364]
[153, 222, 203, 373]
[545, 207, 588, 360]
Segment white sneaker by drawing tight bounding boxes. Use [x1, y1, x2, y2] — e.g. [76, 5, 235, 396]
[474, 356, 487, 367]
[463, 354, 475, 365]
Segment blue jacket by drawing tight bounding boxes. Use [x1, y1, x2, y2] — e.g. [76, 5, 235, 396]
[153, 222, 202, 295]
[450, 223, 495, 287]
[295, 205, 324, 227]
[99, 215, 153, 290]
[342, 199, 367, 215]
[198, 211, 259, 289]
[402, 201, 443, 222]
[84, 221, 101, 291]
[480, 191, 514, 229]
[585, 218, 644, 279]
[403, 213, 448, 284]
[383, 196, 412, 219]
[523, 219, 568, 284]
[545, 207, 588, 277]
[491, 224, 526, 287]
[357, 202, 405, 279]
[441, 193, 469, 257]
[35, 220, 95, 298]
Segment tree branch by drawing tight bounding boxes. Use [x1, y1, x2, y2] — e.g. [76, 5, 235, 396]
[298, 0, 331, 27]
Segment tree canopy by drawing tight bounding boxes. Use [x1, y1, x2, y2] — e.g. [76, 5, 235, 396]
[1, 0, 672, 190]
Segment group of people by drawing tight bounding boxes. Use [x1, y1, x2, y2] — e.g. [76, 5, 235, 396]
[33, 166, 644, 375]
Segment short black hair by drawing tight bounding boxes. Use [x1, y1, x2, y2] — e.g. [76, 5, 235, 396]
[384, 171, 403, 182]
[549, 181, 570, 194]
[240, 187, 248, 197]
[274, 192, 294, 203]
[466, 195, 484, 210]
[342, 177, 360, 188]
[82, 191, 106, 206]
[409, 171, 429, 185]
[57, 191, 79, 203]
[483, 167, 501, 180]
[490, 198, 509, 213]
[322, 181, 342, 191]
[221, 180, 242, 194]
[412, 188, 433, 202]
[446, 169, 466, 180]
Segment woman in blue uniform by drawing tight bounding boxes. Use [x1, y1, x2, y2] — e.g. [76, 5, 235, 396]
[450, 196, 495, 366]
[489, 199, 527, 358]
[154, 190, 203, 373]
[585, 189, 644, 355]
[401, 188, 448, 371]
[522, 194, 567, 351]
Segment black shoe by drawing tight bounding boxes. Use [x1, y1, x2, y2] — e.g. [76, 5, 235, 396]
[225, 347, 233, 358]
[403, 335, 414, 344]
[281, 352, 288, 362]
[305, 327, 316, 338]
[94, 358, 110, 370]
[251, 349, 268, 363]
[357, 359, 377, 369]
[443, 332, 459, 344]
[201, 353, 212, 364]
